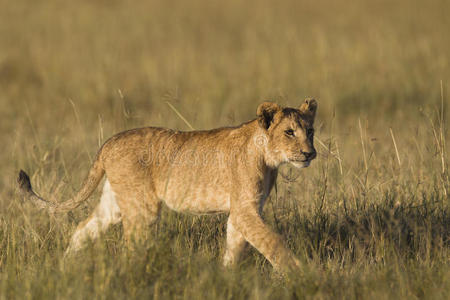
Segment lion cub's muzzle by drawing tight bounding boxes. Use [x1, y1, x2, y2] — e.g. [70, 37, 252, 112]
[301, 150, 316, 162]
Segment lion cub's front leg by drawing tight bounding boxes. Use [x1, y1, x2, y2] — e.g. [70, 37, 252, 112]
[227, 191, 300, 272]
[223, 217, 247, 266]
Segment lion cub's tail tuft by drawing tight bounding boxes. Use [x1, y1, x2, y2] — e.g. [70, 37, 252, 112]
[17, 156, 105, 214]
[18, 170, 32, 192]
[17, 170, 59, 212]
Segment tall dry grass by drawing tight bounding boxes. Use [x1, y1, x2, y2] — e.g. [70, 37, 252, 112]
[0, 0, 449, 298]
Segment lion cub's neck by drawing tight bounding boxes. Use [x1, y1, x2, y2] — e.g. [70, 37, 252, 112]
[226, 119, 279, 172]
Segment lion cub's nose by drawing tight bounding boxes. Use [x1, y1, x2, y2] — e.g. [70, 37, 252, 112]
[302, 150, 316, 160]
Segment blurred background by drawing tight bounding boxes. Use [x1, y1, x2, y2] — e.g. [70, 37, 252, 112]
[2, 0, 448, 202]
[0, 0, 449, 298]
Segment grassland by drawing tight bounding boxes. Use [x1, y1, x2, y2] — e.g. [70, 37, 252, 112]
[0, 0, 449, 299]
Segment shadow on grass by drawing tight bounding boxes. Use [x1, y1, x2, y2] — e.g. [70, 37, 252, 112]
[272, 196, 450, 263]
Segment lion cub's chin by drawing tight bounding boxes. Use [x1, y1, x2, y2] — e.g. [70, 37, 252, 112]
[290, 160, 310, 169]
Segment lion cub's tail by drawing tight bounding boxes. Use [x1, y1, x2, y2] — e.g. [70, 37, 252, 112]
[17, 157, 105, 214]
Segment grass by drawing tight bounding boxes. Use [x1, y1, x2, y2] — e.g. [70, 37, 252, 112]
[0, 0, 449, 298]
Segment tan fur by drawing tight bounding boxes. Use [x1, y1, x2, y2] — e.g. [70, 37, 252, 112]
[18, 99, 318, 272]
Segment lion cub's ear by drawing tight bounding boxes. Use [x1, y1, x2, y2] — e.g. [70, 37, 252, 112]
[257, 102, 281, 130]
[299, 98, 317, 123]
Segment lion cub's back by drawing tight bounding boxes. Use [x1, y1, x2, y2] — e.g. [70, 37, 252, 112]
[99, 126, 238, 214]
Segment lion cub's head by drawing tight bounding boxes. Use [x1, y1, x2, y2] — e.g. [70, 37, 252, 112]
[257, 99, 317, 168]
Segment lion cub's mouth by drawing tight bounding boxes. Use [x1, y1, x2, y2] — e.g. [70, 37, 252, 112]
[291, 160, 311, 168]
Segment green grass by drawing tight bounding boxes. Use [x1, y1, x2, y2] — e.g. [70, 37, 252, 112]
[0, 0, 449, 298]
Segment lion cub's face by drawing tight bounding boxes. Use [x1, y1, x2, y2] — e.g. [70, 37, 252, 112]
[257, 99, 317, 168]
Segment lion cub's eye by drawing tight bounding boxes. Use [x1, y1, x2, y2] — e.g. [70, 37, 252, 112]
[285, 129, 295, 137]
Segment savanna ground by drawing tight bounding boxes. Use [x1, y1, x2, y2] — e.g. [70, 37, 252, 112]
[0, 0, 449, 299]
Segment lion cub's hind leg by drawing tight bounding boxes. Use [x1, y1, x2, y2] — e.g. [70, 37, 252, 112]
[113, 186, 162, 247]
[64, 179, 122, 257]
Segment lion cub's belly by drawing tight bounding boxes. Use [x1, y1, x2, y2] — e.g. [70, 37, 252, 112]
[160, 186, 230, 214]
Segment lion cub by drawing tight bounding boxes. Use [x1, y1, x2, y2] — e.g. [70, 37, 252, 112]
[18, 99, 317, 272]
